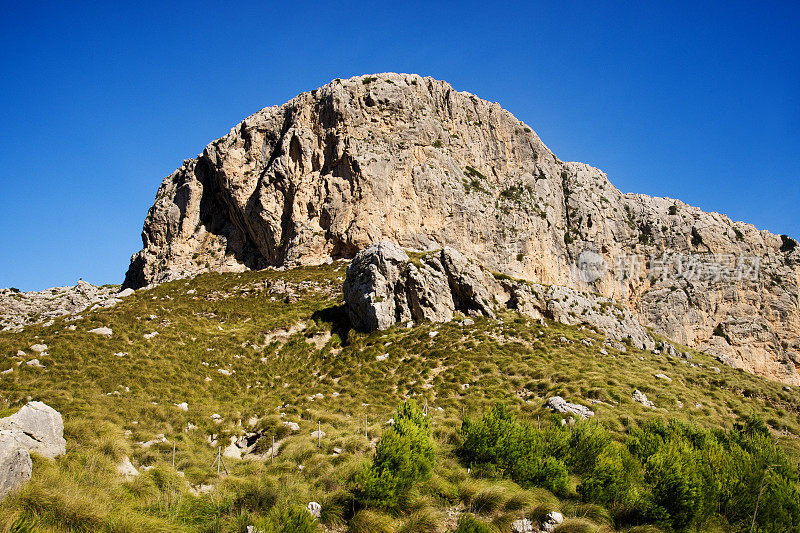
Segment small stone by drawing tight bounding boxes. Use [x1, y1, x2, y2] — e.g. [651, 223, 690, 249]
[29, 344, 47, 353]
[511, 518, 534, 533]
[462, 318, 475, 326]
[307, 501, 322, 519]
[175, 402, 188, 412]
[88, 327, 112, 337]
[632, 389, 655, 409]
[117, 456, 139, 477]
[26, 359, 44, 368]
[143, 331, 159, 340]
[117, 288, 135, 298]
[542, 511, 564, 532]
[654, 373, 672, 382]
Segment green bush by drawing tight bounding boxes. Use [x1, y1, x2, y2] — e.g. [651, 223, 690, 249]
[458, 406, 800, 531]
[457, 404, 570, 495]
[351, 399, 435, 510]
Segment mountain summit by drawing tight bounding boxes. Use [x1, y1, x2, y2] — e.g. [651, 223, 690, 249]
[124, 73, 799, 384]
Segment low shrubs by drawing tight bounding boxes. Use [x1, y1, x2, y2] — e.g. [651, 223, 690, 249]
[350, 399, 435, 510]
[457, 405, 800, 531]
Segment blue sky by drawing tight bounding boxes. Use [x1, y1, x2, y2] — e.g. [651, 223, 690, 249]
[1, 1, 797, 291]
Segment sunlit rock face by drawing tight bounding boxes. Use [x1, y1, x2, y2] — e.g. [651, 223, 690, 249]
[124, 73, 799, 384]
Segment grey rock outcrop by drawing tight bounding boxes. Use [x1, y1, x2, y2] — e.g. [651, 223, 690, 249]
[510, 282, 655, 350]
[1, 281, 119, 331]
[0, 401, 66, 459]
[632, 390, 655, 409]
[0, 433, 32, 501]
[0, 401, 66, 501]
[343, 241, 654, 351]
[124, 72, 799, 384]
[546, 396, 595, 419]
[343, 242, 498, 331]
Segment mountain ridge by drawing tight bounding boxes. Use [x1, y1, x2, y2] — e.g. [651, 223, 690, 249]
[123, 72, 799, 384]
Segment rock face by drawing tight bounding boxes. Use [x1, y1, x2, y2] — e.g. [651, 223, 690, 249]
[0, 401, 66, 501]
[342, 242, 497, 331]
[124, 72, 799, 384]
[0, 281, 120, 331]
[343, 241, 656, 353]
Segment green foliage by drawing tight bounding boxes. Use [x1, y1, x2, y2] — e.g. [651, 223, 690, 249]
[263, 505, 319, 533]
[457, 404, 570, 495]
[455, 512, 494, 533]
[668, 205, 678, 215]
[464, 166, 487, 181]
[459, 406, 800, 532]
[10, 517, 37, 533]
[352, 400, 435, 510]
[2, 262, 800, 531]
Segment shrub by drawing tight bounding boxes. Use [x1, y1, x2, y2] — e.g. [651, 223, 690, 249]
[351, 400, 435, 510]
[457, 404, 570, 495]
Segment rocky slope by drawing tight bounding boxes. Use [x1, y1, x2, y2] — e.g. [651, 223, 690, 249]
[124, 73, 800, 384]
[0, 282, 124, 331]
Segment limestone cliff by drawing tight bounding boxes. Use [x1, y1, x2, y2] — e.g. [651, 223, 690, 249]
[124, 73, 800, 384]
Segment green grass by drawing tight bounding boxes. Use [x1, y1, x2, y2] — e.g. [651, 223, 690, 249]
[1, 263, 799, 531]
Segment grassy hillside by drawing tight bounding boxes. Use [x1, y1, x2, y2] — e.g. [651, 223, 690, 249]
[1, 263, 799, 532]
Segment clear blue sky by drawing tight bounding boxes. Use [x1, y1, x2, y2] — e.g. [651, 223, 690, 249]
[1, 1, 797, 291]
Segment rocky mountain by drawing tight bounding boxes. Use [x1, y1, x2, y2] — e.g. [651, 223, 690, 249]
[123, 73, 799, 384]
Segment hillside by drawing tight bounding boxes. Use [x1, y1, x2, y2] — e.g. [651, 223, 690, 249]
[2, 264, 799, 531]
[122, 73, 799, 385]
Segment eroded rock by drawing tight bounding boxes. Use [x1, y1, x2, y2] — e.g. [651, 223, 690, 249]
[121, 72, 799, 384]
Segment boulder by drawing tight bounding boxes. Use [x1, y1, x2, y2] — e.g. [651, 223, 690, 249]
[343, 242, 499, 331]
[546, 396, 595, 419]
[117, 456, 139, 478]
[88, 327, 113, 337]
[0, 401, 66, 458]
[0, 432, 32, 501]
[0, 401, 66, 502]
[632, 390, 655, 409]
